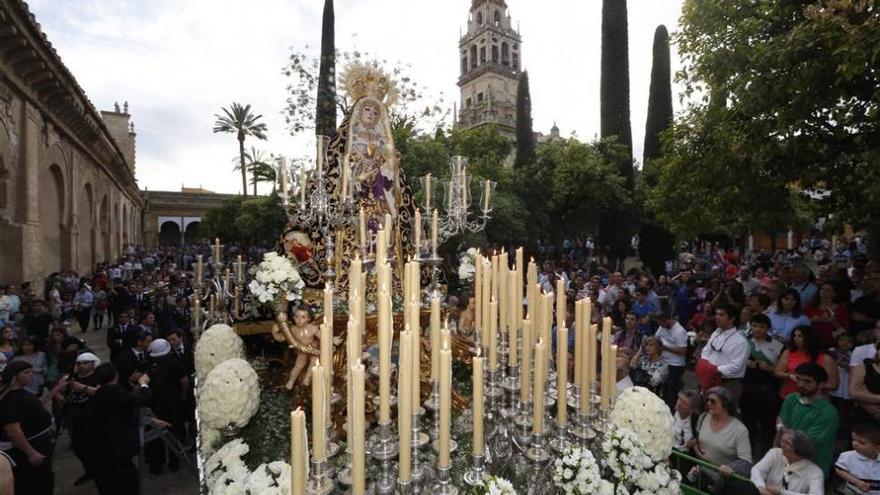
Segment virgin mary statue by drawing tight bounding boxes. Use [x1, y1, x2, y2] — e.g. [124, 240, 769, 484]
[286, 61, 416, 295]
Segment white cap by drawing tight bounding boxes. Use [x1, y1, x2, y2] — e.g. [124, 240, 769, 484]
[76, 352, 101, 365]
[149, 339, 171, 357]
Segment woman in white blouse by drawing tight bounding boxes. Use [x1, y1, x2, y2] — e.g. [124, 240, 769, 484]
[750, 429, 824, 495]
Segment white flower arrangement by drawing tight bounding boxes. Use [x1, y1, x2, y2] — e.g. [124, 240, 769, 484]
[205, 438, 292, 495]
[600, 427, 655, 488]
[248, 252, 305, 304]
[553, 446, 603, 494]
[458, 247, 479, 282]
[205, 438, 250, 489]
[630, 462, 681, 495]
[195, 324, 246, 380]
[199, 358, 261, 430]
[609, 386, 675, 462]
[200, 423, 223, 457]
[468, 475, 516, 495]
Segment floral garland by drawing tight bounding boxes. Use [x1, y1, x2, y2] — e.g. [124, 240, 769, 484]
[609, 386, 675, 462]
[248, 252, 305, 304]
[553, 446, 603, 494]
[458, 247, 479, 283]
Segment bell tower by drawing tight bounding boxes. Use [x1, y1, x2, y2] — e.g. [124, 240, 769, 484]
[456, 0, 521, 140]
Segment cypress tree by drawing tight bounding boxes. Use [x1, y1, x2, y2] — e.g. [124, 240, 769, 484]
[600, 0, 633, 180]
[643, 25, 672, 167]
[599, 0, 633, 262]
[514, 71, 536, 169]
[315, 0, 337, 137]
[641, 25, 676, 275]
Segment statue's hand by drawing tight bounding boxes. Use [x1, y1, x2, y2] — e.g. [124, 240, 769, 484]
[270, 323, 286, 343]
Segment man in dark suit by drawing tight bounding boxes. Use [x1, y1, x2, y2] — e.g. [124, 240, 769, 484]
[115, 330, 153, 390]
[106, 310, 135, 364]
[86, 363, 151, 495]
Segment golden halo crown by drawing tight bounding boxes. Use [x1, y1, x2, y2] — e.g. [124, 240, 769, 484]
[341, 61, 399, 107]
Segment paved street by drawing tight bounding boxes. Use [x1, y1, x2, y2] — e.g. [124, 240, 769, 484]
[53, 322, 198, 495]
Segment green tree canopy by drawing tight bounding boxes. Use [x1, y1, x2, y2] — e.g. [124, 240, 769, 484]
[514, 71, 536, 169]
[198, 195, 287, 246]
[652, 0, 880, 242]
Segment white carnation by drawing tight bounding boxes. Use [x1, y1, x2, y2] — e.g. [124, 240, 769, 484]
[194, 324, 246, 380]
[610, 386, 675, 462]
[553, 446, 602, 494]
[199, 358, 260, 429]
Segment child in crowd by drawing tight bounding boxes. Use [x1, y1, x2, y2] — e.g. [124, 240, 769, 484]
[835, 422, 880, 495]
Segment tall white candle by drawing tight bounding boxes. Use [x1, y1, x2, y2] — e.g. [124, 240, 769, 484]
[533, 338, 546, 434]
[358, 208, 366, 251]
[398, 330, 413, 482]
[425, 173, 432, 209]
[291, 408, 308, 495]
[431, 208, 439, 255]
[472, 351, 484, 456]
[351, 361, 366, 495]
[430, 296, 441, 381]
[378, 289, 392, 423]
[557, 325, 568, 427]
[439, 344, 452, 468]
[414, 209, 422, 256]
[311, 361, 326, 460]
[280, 158, 289, 202]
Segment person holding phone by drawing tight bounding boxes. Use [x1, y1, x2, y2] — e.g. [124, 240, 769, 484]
[51, 352, 101, 486]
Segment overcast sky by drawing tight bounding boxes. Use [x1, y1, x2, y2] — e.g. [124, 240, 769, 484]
[27, 0, 686, 195]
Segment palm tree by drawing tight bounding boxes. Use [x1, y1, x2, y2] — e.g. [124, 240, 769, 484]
[213, 103, 268, 197]
[244, 148, 276, 194]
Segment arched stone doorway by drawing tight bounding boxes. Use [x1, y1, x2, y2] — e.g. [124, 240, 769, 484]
[159, 221, 181, 246]
[99, 195, 110, 263]
[184, 221, 201, 245]
[40, 164, 65, 274]
[78, 183, 95, 271]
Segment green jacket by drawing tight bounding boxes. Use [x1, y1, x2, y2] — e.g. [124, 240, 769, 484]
[779, 393, 839, 474]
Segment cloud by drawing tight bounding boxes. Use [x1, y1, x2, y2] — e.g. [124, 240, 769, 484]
[27, 0, 685, 194]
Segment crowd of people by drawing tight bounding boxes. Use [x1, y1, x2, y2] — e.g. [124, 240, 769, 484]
[1, 235, 878, 495]
[493, 237, 879, 494]
[0, 244, 268, 495]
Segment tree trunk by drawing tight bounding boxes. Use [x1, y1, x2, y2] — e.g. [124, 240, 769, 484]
[239, 133, 248, 197]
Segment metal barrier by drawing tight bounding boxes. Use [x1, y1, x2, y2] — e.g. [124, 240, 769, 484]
[670, 448, 758, 495]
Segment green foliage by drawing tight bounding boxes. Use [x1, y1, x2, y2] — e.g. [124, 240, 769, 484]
[512, 137, 630, 245]
[643, 25, 673, 166]
[640, 24, 676, 274]
[284, 48, 449, 136]
[651, 0, 880, 240]
[599, 0, 634, 259]
[600, 0, 633, 168]
[198, 195, 287, 245]
[514, 71, 537, 169]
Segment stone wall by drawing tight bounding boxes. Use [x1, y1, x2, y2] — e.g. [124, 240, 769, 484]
[0, 1, 143, 285]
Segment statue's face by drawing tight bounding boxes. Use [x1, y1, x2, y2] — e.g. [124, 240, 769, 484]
[360, 103, 379, 126]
